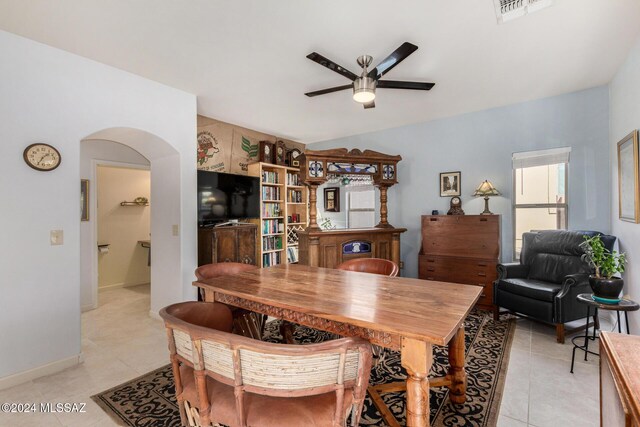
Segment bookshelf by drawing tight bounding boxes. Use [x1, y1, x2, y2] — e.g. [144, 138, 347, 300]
[248, 162, 308, 267]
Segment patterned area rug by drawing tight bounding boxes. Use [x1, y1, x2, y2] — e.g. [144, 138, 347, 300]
[92, 309, 514, 426]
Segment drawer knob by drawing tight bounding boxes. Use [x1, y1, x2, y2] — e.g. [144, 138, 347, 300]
[478, 272, 486, 277]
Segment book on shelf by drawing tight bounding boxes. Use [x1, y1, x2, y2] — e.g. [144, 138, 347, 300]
[262, 251, 282, 267]
[286, 172, 301, 186]
[262, 186, 281, 201]
[262, 235, 283, 251]
[262, 170, 279, 184]
[262, 203, 281, 217]
[286, 246, 299, 263]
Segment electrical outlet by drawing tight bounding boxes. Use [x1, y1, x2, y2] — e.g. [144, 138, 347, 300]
[399, 261, 404, 269]
[172, 224, 179, 236]
[50, 229, 64, 245]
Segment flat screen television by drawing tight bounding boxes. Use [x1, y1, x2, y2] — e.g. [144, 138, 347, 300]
[197, 170, 260, 226]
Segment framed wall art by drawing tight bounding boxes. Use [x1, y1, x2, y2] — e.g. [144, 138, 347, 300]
[81, 179, 89, 221]
[617, 130, 639, 223]
[440, 171, 461, 197]
[324, 187, 340, 212]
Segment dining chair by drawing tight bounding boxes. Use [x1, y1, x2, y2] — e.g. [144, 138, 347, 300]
[162, 300, 373, 427]
[159, 301, 233, 427]
[336, 257, 401, 423]
[336, 258, 399, 277]
[195, 262, 266, 339]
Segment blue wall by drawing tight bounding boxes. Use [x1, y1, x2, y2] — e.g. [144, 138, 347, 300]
[308, 86, 610, 278]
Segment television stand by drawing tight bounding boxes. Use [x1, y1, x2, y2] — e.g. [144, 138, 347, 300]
[214, 220, 239, 227]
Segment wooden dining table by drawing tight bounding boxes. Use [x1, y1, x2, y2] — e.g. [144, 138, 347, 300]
[193, 263, 482, 427]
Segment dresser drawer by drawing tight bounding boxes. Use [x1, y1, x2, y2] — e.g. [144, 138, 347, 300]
[419, 255, 497, 284]
[421, 215, 500, 259]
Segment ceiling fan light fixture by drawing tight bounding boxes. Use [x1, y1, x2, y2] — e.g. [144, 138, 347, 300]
[353, 77, 376, 103]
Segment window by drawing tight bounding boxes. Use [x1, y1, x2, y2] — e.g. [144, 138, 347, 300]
[513, 147, 570, 258]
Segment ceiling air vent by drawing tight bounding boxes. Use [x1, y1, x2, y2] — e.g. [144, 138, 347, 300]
[494, 0, 554, 23]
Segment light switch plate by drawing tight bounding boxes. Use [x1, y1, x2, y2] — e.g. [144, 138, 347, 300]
[172, 224, 179, 236]
[50, 229, 63, 245]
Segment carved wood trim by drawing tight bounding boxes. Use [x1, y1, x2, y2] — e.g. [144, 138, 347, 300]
[302, 148, 402, 162]
[214, 292, 402, 350]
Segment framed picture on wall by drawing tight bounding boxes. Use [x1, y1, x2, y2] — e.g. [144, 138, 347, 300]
[440, 171, 461, 197]
[324, 187, 340, 212]
[81, 179, 89, 221]
[617, 130, 639, 223]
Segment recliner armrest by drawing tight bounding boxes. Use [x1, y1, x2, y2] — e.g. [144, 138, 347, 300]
[496, 263, 529, 280]
[556, 273, 591, 299]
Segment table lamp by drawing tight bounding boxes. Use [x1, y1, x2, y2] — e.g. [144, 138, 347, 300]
[473, 180, 500, 215]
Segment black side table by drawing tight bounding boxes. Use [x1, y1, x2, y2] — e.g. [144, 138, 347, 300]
[570, 293, 639, 373]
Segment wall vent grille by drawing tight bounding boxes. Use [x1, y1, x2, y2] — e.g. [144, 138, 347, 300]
[494, 0, 554, 23]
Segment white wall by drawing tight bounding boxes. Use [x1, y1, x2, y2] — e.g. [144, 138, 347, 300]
[80, 140, 150, 310]
[309, 86, 610, 278]
[97, 166, 151, 289]
[0, 30, 196, 382]
[610, 35, 640, 334]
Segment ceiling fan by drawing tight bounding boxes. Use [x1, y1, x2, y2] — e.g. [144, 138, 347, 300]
[304, 42, 435, 109]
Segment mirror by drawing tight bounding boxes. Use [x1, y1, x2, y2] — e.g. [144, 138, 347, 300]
[316, 180, 377, 229]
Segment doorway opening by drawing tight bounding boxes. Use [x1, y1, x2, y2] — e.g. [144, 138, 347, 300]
[96, 164, 151, 299]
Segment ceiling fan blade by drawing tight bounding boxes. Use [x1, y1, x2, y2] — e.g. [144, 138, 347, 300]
[377, 80, 435, 90]
[363, 100, 375, 109]
[368, 42, 418, 80]
[305, 84, 352, 97]
[306, 52, 358, 81]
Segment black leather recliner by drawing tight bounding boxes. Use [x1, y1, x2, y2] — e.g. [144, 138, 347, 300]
[493, 230, 616, 343]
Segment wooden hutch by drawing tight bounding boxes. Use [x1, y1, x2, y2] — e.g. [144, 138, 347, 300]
[297, 148, 406, 269]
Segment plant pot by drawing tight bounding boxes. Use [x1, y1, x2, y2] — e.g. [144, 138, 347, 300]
[589, 276, 624, 300]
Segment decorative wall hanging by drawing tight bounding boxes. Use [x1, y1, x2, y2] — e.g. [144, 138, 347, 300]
[324, 187, 340, 212]
[617, 130, 639, 223]
[440, 171, 461, 197]
[81, 179, 89, 221]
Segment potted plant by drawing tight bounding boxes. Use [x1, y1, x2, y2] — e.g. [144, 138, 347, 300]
[580, 235, 626, 302]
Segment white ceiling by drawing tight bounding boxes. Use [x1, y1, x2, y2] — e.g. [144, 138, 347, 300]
[1, 0, 639, 143]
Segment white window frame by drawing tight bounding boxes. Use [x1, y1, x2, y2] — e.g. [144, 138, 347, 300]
[512, 147, 571, 259]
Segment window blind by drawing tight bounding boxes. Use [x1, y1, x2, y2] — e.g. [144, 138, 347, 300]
[512, 147, 571, 169]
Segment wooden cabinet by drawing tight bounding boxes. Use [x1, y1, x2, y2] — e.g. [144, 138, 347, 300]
[298, 227, 406, 269]
[247, 162, 308, 267]
[198, 224, 258, 266]
[418, 215, 500, 310]
[600, 332, 640, 427]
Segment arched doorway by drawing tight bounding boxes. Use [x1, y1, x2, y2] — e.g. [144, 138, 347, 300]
[81, 127, 197, 316]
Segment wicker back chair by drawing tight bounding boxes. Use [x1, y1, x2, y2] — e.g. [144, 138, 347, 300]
[159, 301, 233, 427]
[162, 302, 373, 427]
[337, 258, 399, 277]
[195, 262, 265, 339]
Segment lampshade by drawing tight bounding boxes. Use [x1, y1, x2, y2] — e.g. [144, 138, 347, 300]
[353, 77, 376, 103]
[473, 180, 501, 197]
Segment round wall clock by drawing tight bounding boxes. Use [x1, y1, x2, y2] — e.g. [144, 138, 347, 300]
[23, 143, 61, 171]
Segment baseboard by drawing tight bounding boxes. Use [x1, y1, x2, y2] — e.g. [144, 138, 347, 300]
[0, 353, 83, 391]
[81, 302, 97, 312]
[149, 310, 162, 321]
[99, 281, 150, 290]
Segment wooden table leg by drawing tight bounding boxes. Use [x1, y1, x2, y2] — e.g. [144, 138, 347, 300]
[401, 337, 433, 427]
[448, 324, 467, 404]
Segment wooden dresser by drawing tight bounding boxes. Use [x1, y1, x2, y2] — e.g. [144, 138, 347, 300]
[418, 215, 500, 310]
[198, 224, 258, 266]
[600, 332, 640, 426]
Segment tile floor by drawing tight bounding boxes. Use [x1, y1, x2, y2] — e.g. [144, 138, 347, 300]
[0, 284, 609, 427]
